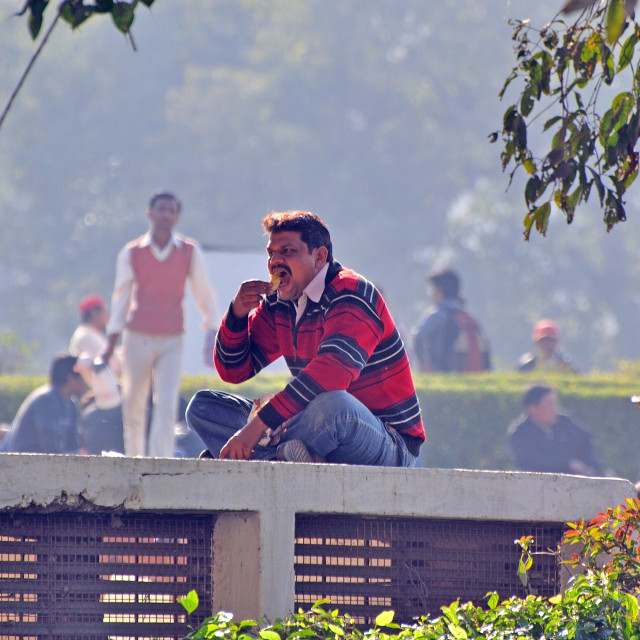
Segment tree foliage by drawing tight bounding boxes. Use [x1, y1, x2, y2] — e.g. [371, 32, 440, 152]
[15, 0, 155, 40]
[2, 0, 525, 368]
[494, 0, 640, 238]
[427, 177, 640, 371]
[20, 2, 640, 242]
[5, 1, 640, 372]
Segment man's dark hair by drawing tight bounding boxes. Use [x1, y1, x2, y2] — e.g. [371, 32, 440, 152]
[522, 384, 554, 409]
[427, 268, 460, 299]
[148, 191, 182, 213]
[262, 210, 333, 261]
[50, 354, 79, 388]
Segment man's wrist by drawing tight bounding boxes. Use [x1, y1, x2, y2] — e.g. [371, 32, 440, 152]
[225, 302, 249, 331]
[230, 300, 249, 319]
[244, 415, 266, 434]
[243, 415, 268, 445]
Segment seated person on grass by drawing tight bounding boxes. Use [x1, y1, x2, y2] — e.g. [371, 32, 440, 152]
[0, 353, 85, 454]
[508, 383, 603, 476]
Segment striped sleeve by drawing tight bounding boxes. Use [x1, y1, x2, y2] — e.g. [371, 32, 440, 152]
[213, 298, 282, 382]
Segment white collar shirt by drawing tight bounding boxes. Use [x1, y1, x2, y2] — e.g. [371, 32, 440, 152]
[292, 263, 329, 325]
[138, 231, 181, 262]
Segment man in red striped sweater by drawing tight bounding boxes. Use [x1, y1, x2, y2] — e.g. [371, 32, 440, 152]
[186, 210, 425, 465]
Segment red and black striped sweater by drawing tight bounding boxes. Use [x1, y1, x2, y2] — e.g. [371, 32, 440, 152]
[214, 261, 425, 456]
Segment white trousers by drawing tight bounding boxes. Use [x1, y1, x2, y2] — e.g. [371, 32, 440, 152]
[121, 330, 183, 457]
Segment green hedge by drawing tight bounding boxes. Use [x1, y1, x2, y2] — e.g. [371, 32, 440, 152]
[411, 372, 640, 481]
[2, 371, 639, 481]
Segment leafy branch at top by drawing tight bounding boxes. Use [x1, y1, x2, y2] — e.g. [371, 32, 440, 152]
[1, 0, 156, 133]
[491, 0, 640, 239]
[15, 0, 156, 42]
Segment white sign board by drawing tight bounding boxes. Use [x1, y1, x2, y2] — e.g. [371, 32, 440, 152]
[182, 250, 286, 374]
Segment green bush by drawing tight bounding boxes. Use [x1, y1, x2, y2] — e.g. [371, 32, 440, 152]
[412, 372, 640, 481]
[181, 371, 640, 481]
[179, 498, 640, 640]
[0, 375, 46, 426]
[2, 370, 639, 480]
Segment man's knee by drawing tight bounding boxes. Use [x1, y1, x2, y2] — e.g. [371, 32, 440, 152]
[186, 390, 251, 428]
[309, 390, 351, 409]
[185, 390, 213, 423]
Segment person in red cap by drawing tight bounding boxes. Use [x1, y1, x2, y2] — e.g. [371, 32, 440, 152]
[69, 294, 122, 377]
[517, 319, 576, 373]
[69, 293, 125, 455]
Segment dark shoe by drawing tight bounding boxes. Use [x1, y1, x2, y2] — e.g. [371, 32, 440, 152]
[198, 448, 215, 459]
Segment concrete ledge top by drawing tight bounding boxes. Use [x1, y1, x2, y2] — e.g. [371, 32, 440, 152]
[0, 454, 634, 523]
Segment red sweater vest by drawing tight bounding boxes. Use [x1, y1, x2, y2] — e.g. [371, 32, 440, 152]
[127, 237, 194, 336]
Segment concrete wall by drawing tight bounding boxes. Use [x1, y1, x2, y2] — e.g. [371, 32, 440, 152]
[0, 453, 635, 621]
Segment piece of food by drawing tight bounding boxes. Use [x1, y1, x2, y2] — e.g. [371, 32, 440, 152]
[270, 269, 285, 290]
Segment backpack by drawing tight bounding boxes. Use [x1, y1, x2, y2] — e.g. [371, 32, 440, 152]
[439, 308, 491, 373]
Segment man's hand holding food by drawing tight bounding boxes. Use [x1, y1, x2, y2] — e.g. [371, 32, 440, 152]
[219, 414, 268, 460]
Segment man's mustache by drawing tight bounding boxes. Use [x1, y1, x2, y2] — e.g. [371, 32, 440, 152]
[271, 265, 291, 276]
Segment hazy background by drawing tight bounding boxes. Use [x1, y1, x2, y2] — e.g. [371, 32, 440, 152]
[2, 0, 640, 374]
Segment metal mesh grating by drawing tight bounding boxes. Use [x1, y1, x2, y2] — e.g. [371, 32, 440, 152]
[295, 515, 564, 625]
[0, 511, 215, 640]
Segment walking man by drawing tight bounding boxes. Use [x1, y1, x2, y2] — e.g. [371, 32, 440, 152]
[102, 191, 219, 457]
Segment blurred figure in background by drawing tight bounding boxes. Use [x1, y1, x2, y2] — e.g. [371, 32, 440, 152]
[508, 384, 603, 476]
[69, 294, 122, 382]
[0, 354, 85, 454]
[411, 267, 491, 373]
[101, 191, 219, 458]
[518, 319, 576, 373]
[69, 294, 124, 455]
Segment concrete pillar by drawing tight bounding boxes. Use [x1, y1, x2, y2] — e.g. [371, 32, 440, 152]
[212, 509, 296, 621]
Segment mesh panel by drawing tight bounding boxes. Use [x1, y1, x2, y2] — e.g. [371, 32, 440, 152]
[0, 512, 214, 640]
[295, 515, 564, 625]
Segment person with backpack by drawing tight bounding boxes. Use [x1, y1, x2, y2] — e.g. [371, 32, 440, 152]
[411, 268, 491, 373]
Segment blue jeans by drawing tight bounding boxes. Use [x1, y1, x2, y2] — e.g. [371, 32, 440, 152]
[185, 389, 416, 467]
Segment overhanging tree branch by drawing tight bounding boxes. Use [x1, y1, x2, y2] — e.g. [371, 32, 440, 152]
[492, 0, 640, 238]
[0, 0, 155, 134]
[0, 7, 61, 132]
